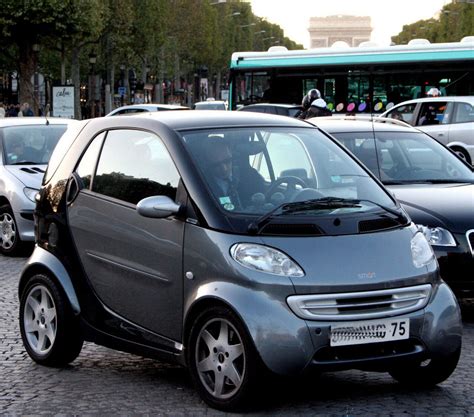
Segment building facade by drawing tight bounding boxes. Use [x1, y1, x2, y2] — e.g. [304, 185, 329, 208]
[308, 15, 372, 48]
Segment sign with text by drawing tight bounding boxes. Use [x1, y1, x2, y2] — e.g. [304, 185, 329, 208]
[52, 86, 75, 118]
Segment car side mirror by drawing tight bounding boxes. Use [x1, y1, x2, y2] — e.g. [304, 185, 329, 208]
[136, 195, 181, 219]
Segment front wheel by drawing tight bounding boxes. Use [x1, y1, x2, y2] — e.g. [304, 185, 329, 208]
[19, 273, 84, 367]
[187, 306, 263, 411]
[389, 347, 461, 387]
[0, 203, 26, 256]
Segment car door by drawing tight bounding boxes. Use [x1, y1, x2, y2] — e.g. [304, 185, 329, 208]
[448, 101, 474, 151]
[415, 101, 452, 147]
[67, 129, 184, 341]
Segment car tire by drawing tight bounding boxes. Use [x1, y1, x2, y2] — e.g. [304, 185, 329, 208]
[389, 347, 461, 387]
[450, 146, 471, 165]
[0, 203, 27, 256]
[187, 306, 263, 411]
[19, 273, 84, 367]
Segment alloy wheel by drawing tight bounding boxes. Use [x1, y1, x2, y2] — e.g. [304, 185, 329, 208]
[0, 212, 16, 250]
[23, 285, 57, 356]
[195, 318, 246, 400]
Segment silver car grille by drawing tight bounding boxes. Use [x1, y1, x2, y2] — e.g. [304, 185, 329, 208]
[467, 230, 474, 255]
[287, 284, 432, 321]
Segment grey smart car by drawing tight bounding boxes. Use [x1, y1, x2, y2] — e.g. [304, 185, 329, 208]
[18, 111, 462, 411]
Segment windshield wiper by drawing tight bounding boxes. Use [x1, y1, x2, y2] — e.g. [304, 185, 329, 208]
[248, 197, 407, 235]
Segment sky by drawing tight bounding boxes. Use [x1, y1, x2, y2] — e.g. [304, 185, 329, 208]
[249, 0, 450, 48]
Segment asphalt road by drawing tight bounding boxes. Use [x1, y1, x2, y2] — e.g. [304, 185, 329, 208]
[1, 253, 473, 416]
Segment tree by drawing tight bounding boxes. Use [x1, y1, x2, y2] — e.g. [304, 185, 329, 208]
[392, 0, 474, 44]
[0, 0, 105, 115]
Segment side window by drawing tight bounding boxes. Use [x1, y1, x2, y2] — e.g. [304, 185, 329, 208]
[417, 102, 448, 126]
[92, 130, 180, 205]
[387, 104, 416, 124]
[453, 102, 474, 124]
[76, 132, 105, 189]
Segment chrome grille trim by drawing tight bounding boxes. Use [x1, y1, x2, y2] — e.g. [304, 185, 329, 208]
[467, 230, 474, 256]
[287, 284, 432, 321]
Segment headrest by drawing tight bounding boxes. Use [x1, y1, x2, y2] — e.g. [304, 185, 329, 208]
[234, 140, 265, 155]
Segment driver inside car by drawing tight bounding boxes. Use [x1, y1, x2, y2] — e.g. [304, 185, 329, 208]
[204, 137, 269, 212]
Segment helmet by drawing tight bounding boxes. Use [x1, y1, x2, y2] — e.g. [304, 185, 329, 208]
[302, 88, 321, 109]
[311, 98, 327, 108]
[426, 87, 441, 97]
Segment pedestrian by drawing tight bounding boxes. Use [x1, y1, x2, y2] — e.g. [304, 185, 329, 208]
[305, 98, 332, 118]
[0, 102, 5, 118]
[22, 102, 34, 116]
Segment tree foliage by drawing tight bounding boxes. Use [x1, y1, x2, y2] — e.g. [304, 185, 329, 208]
[392, 0, 473, 44]
[0, 0, 303, 111]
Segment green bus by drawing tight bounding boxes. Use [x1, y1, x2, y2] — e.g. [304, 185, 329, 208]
[228, 37, 474, 113]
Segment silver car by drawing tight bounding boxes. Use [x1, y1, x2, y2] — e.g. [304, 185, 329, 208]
[18, 111, 461, 411]
[0, 117, 78, 255]
[106, 103, 190, 116]
[380, 96, 474, 164]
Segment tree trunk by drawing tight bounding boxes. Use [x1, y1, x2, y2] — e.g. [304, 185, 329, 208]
[71, 47, 82, 119]
[18, 41, 36, 113]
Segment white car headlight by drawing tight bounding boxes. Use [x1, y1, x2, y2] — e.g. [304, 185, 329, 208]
[23, 187, 39, 203]
[411, 232, 435, 268]
[230, 243, 305, 277]
[417, 225, 456, 247]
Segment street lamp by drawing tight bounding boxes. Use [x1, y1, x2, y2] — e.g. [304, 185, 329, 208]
[227, 11, 241, 17]
[32, 43, 40, 115]
[89, 52, 97, 117]
[239, 22, 256, 28]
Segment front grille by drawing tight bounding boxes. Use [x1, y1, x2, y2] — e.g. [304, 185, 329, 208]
[467, 230, 474, 255]
[287, 284, 431, 321]
[313, 339, 424, 364]
[358, 218, 399, 232]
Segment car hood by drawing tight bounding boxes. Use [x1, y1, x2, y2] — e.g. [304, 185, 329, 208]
[261, 225, 434, 294]
[5, 165, 46, 189]
[388, 183, 474, 233]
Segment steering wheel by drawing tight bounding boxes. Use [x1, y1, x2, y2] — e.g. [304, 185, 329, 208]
[265, 176, 307, 199]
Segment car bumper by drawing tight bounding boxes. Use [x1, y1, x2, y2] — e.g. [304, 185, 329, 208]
[14, 209, 35, 241]
[435, 234, 474, 298]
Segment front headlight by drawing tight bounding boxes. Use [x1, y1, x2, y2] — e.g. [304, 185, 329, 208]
[417, 225, 456, 247]
[23, 187, 39, 203]
[230, 243, 305, 277]
[411, 232, 435, 268]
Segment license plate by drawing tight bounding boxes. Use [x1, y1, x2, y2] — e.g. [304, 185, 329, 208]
[330, 317, 409, 347]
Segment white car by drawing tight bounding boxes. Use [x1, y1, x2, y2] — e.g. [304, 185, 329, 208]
[0, 117, 78, 255]
[193, 99, 227, 110]
[380, 96, 474, 164]
[106, 104, 190, 116]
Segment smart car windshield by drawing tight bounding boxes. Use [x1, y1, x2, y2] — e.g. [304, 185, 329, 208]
[2, 125, 67, 165]
[181, 127, 396, 217]
[334, 131, 474, 185]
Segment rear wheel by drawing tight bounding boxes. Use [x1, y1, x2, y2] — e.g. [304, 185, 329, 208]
[187, 306, 263, 411]
[19, 273, 83, 367]
[389, 347, 461, 387]
[450, 146, 471, 165]
[0, 203, 26, 256]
